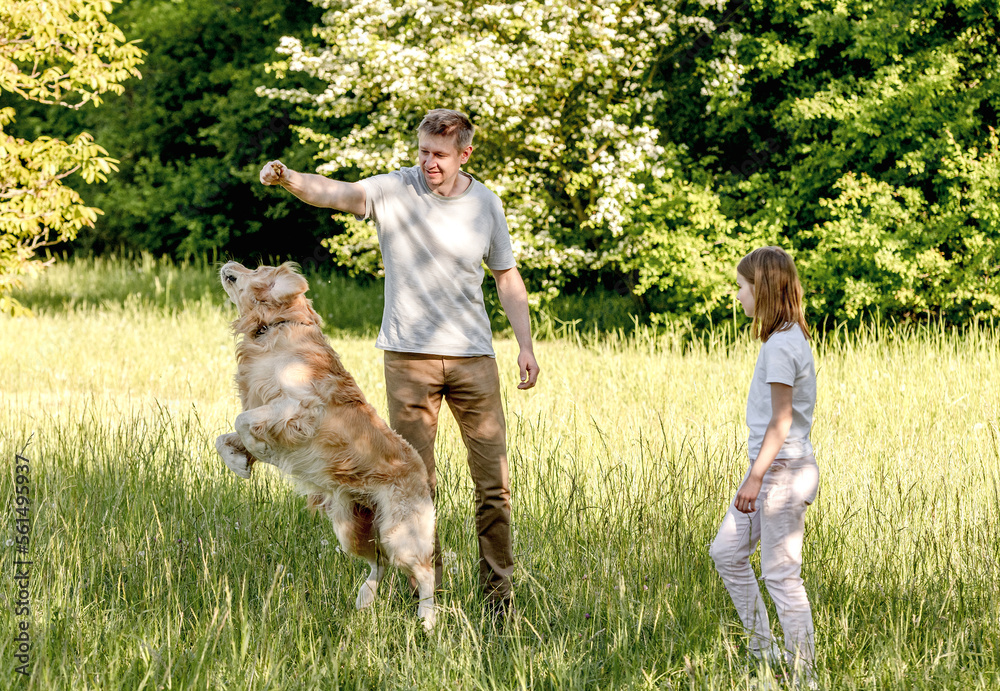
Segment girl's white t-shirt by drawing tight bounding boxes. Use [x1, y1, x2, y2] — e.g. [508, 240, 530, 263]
[746, 323, 816, 460]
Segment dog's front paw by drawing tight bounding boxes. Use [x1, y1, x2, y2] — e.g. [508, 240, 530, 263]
[418, 602, 436, 632]
[215, 434, 253, 479]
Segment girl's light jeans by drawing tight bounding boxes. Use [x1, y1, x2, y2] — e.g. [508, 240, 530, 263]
[710, 455, 819, 668]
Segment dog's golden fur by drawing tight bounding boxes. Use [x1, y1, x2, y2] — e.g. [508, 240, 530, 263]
[215, 261, 435, 628]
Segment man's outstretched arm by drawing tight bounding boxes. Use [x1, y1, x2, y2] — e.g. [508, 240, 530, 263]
[492, 266, 540, 390]
[259, 160, 366, 218]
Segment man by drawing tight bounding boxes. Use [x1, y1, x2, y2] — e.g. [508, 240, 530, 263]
[259, 109, 539, 615]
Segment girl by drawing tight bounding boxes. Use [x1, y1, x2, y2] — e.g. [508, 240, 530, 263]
[710, 246, 819, 683]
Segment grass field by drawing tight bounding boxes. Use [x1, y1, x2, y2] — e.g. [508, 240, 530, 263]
[1, 256, 998, 689]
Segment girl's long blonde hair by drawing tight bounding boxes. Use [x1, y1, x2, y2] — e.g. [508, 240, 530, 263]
[737, 246, 810, 342]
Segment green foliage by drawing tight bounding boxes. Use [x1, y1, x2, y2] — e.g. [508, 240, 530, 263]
[807, 130, 1000, 321]
[0, 0, 142, 108]
[614, 156, 746, 324]
[0, 0, 143, 313]
[257, 0, 1000, 326]
[682, 0, 1000, 325]
[7, 0, 334, 263]
[8, 0, 1000, 327]
[85, 0, 330, 260]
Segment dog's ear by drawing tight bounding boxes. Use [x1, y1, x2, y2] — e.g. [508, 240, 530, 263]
[272, 263, 308, 303]
[251, 262, 309, 305]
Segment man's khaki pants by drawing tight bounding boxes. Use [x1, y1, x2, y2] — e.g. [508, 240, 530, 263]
[383, 351, 514, 602]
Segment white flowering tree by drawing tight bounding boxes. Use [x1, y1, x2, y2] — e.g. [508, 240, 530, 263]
[259, 0, 717, 297]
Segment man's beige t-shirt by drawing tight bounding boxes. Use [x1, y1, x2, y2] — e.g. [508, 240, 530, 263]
[358, 166, 516, 357]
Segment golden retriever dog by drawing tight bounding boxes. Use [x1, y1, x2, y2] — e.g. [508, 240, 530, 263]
[215, 261, 435, 630]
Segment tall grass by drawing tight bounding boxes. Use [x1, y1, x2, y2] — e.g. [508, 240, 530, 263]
[17, 253, 647, 338]
[15, 253, 386, 338]
[0, 256, 998, 689]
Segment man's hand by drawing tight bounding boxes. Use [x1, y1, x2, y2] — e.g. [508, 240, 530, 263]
[517, 350, 540, 390]
[260, 160, 288, 186]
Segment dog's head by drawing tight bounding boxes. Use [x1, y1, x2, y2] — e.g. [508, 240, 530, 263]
[220, 261, 308, 315]
[220, 261, 322, 340]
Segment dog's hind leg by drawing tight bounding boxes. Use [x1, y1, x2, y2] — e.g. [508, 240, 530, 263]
[377, 495, 437, 630]
[322, 491, 383, 610]
[351, 505, 383, 611]
[355, 557, 384, 611]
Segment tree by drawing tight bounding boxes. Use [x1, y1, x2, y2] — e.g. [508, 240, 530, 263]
[0, 0, 142, 312]
[22, 0, 334, 263]
[666, 0, 1000, 323]
[259, 0, 721, 298]
[262, 0, 1000, 326]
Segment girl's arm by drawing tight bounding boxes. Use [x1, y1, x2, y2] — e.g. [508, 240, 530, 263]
[735, 383, 793, 514]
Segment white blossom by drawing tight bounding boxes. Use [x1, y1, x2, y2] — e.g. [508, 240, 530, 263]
[259, 0, 719, 287]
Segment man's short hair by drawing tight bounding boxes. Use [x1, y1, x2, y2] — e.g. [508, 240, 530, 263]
[418, 109, 475, 151]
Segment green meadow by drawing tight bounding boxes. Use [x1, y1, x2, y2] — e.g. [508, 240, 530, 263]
[1, 256, 998, 689]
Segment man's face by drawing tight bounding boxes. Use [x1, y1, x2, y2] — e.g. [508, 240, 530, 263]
[418, 133, 472, 192]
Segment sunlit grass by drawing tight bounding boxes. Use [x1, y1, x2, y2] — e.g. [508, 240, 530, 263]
[0, 256, 998, 689]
